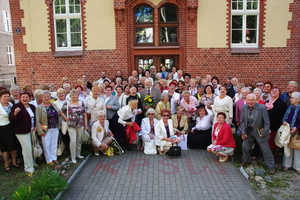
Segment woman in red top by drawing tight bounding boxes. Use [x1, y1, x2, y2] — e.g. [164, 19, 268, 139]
[207, 112, 236, 163]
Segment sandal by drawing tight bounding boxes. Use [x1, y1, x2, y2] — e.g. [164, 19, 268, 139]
[4, 167, 11, 173]
[219, 156, 229, 163]
[12, 164, 21, 168]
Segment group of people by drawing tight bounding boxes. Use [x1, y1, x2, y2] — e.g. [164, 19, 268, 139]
[0, 67, 299, 176]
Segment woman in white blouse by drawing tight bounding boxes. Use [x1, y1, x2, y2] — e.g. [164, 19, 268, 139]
[119, 85, 130, 108]
[84, 86, 106, 130]
[211, 85, 233, 126]
[189, 106, 213, 149]
[140, 108, 159, 151]
[164, 81, 180, 114]
[91, 110, 114, 156]
[110, 100, 139, 150]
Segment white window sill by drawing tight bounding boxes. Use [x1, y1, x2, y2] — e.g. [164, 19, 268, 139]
[54, 50, 83, 57]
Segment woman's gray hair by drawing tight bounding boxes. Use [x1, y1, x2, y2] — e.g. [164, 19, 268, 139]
[128, 99, 138, 106]
[145, 108, 157, 117]
[69, 89, 79, 96]
[42, 90, 51, 97]
[10, 85, 21, 93]
[291, 92, 300, 100]
[161, 92, 169, 100]
[98, 110, 106, 117]
[182, 90, 191, 95]
[33, 89, 43, 98]
[241, 87, 250, 93]
[253, 88, 262, 94]
[63, 83, 71, 89]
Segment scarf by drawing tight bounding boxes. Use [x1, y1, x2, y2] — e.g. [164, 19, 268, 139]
[282, 104, 300, 128]
[265, 97, 278, 110]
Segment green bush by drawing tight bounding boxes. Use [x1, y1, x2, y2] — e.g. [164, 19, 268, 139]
[11, 169, 68, 200]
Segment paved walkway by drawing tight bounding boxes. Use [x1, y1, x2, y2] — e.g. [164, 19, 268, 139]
[61, 149, 261, 200]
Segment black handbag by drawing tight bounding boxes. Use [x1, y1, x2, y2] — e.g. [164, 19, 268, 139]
[168, 143, 181, 156]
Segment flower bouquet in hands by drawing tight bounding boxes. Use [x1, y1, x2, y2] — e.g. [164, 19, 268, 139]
[41, 124, 48, 134]
[143, 95, 156, 106]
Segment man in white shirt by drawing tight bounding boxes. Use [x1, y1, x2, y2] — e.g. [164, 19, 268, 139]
[97, 71, 111, 84]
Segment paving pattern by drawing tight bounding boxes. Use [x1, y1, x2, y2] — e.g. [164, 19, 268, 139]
[61, 149, 261, 200]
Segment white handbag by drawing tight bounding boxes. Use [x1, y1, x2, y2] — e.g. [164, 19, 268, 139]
[61, 101, 69, 135]
[57, 135, 65, 156]
[31, 130, 43, 158]
[144, 140, 157, 155]
[81, 129, 91, 144]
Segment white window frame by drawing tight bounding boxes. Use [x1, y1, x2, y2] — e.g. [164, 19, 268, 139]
[2, 10, 11, 33]
[7, 46, 14, 65]
[231, 0, 260, 48]
[53, 0, 82, 51]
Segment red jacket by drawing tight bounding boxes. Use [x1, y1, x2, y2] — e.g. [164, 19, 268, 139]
[212, 122, 236, 149]
[125, 122, 141, 144]
[9, 103, 36, 134]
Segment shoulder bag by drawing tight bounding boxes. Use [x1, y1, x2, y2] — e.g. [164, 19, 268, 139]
[61, 101, 69, 135]
[81, 129, 91, 144]
[57, 134, 65, 156]
[31, 130, 43, 158]
[144, 140, 157, 155]
[288, 131, 300, 150]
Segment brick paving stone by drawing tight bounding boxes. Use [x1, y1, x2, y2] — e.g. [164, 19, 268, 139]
[61, 149, 261, 200]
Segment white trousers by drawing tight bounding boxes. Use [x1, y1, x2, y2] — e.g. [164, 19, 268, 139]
[41, 128, 59, 163]
[283, 148, 300, 170]
[68, 127, 83, 161]
[16, 133, 35, 173]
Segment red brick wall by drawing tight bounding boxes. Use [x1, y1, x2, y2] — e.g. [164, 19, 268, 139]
[9, 0, 300, 91]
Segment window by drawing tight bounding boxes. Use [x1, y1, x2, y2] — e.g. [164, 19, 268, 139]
[2, 10, 11, 32]
[231, 0, 259, 47]
[159, 5, 178, 45]
[7, 47, 14, 65]
[53, 0, 82, 51]
[135, 6, 154, 44]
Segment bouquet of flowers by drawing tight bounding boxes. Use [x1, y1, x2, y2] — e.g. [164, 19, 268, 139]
[143, 95, 156, 106]
[41, 124, 48, 134]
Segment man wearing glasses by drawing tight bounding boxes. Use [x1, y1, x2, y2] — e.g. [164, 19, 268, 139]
[256, 81, 264, 92]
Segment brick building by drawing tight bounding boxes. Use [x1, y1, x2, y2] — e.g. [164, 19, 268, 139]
[9, 0, 300, 90]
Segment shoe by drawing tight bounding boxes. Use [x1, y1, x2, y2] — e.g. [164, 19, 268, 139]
[239, 162, 251, 167]
[72, 160, 77, 164]
[34, 164, 39, 167]
[283, 167, 289, 171]
[4, 167, 11, 173]
[77, 155, 84, 159]
[94, 152, 99, 156]
[53, 160, 58, 164]
[219, 156, 229, 163]
[47, 162, 54, 166]
[269, 170, 276, 175]
[12, 164, 21, 168]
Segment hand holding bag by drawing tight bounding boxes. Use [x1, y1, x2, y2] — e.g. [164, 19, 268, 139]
[81, 129, 91, 144]
[288, 131, 300, 150]
[31, 130, 43, 158]
[57, 134, 65, 156]
[168, 142, 181, 156]
[61, 101, 69, 135]
[144, 140, 157, 155]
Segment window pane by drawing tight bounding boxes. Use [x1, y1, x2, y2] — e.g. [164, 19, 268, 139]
[136, 28, 153, 43]
[70, 19, 81, 32]
[75, 5, 80, 13]
[232, 15, 242, 29]
[246, 15, 257, 29]
[135, 6, 153, 22]
[238, 2, 243, 9]
[246, 30, 256, 43]
[55, 0, 59, 5]
[253, 2, 258, 9]
[232, 2, 237, 10]
[56, 19, 66, 33]
[57, 34, 67, 47]
[71, 33, 81, 46]
[55, 6, 60, 14]
[61, 0, 65, 5]
[232, 30, 242, 43]
[160, 6, 177, 22]
[69, 6, 74, 13]
[69, 0, 74, 5]
[61, 6, 66, 14]
[160, 27, 177, 43]
[75, 0, 80, 4]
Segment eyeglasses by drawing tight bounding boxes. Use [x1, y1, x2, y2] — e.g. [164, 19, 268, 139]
[148, 113, 154, 115]
[256, 84, 263, 87]
[162, 115, 169, 117]
[99, 116, 106, 117]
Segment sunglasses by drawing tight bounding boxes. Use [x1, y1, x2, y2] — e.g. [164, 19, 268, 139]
[138, 86, 144, 88]
[148, 113, 154, 115]
[162, 115, 169, 117]
[256, 84, 263, 87]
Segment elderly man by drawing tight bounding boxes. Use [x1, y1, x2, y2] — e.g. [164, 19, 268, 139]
[280, 81, 298, 107]
[239, 94, 276, 174]
[140, 78, 161, 110]
[128, 76, 138, 89]
[227, 77, 238, 98]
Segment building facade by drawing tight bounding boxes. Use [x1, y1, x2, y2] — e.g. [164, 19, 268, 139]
[0, 0, 15, 87]
[9, 0, 300, 90]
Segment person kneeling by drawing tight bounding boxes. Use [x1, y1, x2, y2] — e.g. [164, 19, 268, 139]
[207, 112, 236, 162]
[155, 109, 181, 155]
[91, 111, 114, 156]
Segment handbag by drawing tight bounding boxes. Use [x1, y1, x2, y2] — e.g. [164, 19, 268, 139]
[61, 101, 69, 135]
[57, 135, 65, 156]
[105, 146, 114, 157]
[168, 143, 181, 156]
[288, 131, 300, 150]
[31, 130, 43, 158]
[144, 140, 157, 155]
[81, 129, 91, 144]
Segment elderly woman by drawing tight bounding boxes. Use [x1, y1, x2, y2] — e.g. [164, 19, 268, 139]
[81, 80, 91, 98]
[144, 70, 154, 85]
[0, 90, 19, 172]
[200, 85, 217, 107]
[160, 79, 169, 92]
[10, 85, 21, 104]
[234, 83, 245, 103]
[194, 84, 204, 101]
[211, 76, 221, 96]
[84, 86, 106, 130]
[207, 112, 236, 162]
[110, 100, 139, 150]
[189, 106, 213, 149]
[236, 87, 250, 127]
[171, 106, 189, 150]
[253, 88, 265, 105]
[115, 86, 123, 99]
[36, 90, 60, 165]
[282, 92, 300, 173]
[189, 78, 197, 96]
[29, 89, 43, 107]
[166, 73, 173, 87]
[63, 84, 72, 99]
[266, 87, 286, 160]
[164, 81, 180, 114]
[9, 92, 35, 173]
[156, 73, 162, 82]
[61, 89, 88, 164]
[211, 85, 233, 126]
[140, 108, 159, 151]
[119, 85, 130, 108]
[74, 85, 85, 102]
[160, 66, 168, 79]
[155, 109, 181, 155]
[91, 110, 114, 156]
[262, 81, 273, 102]
[138, 67, 144, 80]
[126, 86, 144, 125]
[180, 91, 199, 120]
[155, 93, 171, 120]
[171, 66, 178, 80]
[99, 83, 106, 97]
[102, 85, 120, 122]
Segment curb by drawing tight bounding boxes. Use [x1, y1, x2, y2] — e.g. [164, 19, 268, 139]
[54, 152, 92, 200]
